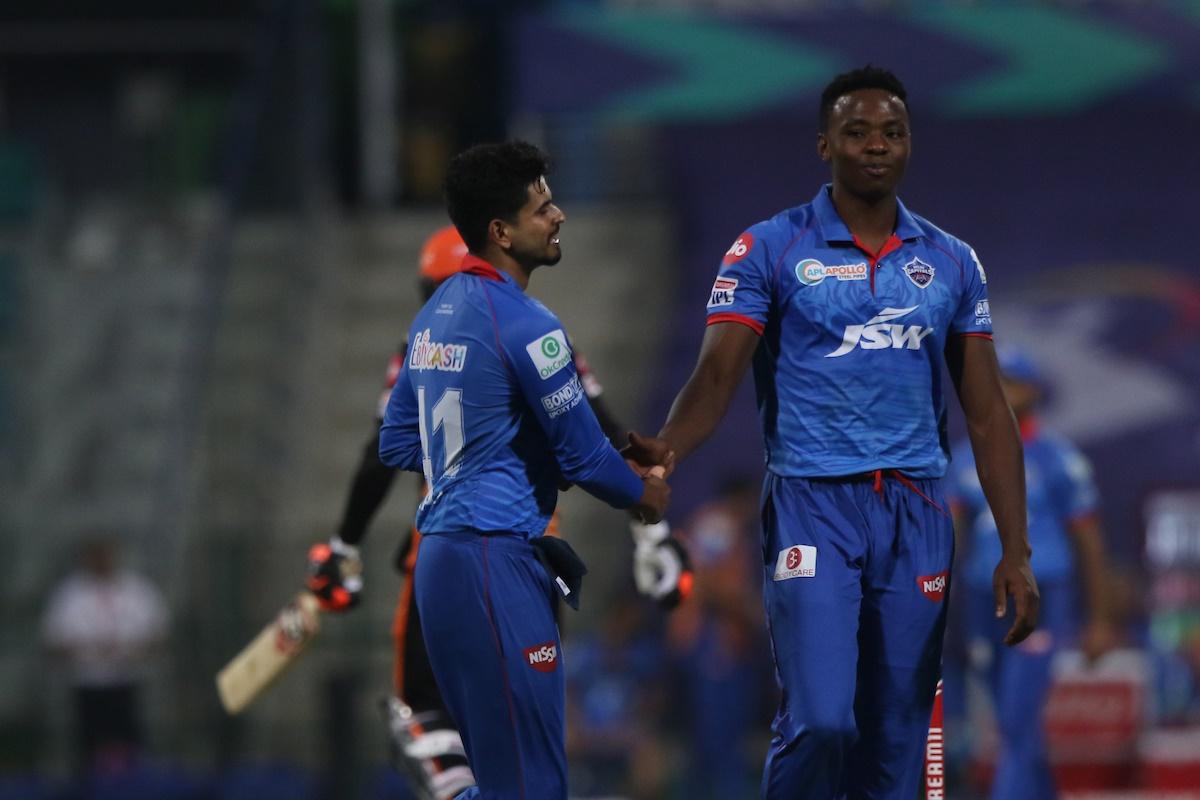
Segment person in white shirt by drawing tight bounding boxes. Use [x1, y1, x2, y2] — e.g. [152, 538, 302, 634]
[41, 536, 168, 773]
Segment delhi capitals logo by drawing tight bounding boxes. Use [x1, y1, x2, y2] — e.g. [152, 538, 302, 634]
[903, 257, 935, 288]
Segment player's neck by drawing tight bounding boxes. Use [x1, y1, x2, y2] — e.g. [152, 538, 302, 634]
[478, 246, 532, 291]
[830, 185, 898, 251]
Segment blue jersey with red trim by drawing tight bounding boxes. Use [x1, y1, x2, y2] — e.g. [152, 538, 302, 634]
[947, 423, 1098, 588]
[380, 255, 643, 538]
[706, 184, 992, 479]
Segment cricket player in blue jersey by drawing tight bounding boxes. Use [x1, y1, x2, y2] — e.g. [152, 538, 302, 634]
[631, 67, 1041, 799]
[947, 346, 1117, 800]
[378, 140, 671, 800]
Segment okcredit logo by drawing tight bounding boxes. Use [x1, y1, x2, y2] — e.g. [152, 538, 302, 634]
[524, 642, 559, 672]
[525, 329, 571, 380]
[825, 306, 933, 358]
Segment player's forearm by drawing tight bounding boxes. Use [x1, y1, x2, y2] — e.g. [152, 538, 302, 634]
[967, 405, 1030, 559]
[569, 442, 645, 509]
[659, 375, 734, 462]
[337, 430, 398, 546]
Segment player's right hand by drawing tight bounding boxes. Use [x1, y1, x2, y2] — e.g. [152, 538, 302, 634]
[622, 431, 676, 479]
[306, 536, 364, 612]
[631, 468, 670, 524]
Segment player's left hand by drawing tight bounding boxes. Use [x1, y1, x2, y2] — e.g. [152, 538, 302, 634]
[630, 520, 694, 609]
[306, 536, 364, 612]
[993, 554, 1040, 646]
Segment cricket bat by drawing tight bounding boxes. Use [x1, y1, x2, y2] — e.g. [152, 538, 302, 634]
[216, 591, 322, 714]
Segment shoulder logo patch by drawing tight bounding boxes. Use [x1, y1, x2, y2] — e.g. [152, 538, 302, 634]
[708, 276, 738, 308]
[722, 232, 754, 265]
[525, 329, 571, 380]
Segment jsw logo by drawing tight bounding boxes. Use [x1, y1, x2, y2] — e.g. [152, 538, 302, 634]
[826, 306, 933, 358]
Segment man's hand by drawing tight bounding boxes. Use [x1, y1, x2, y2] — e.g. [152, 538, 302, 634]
[630, 520, 694, 609]
[306, 536, 364, 612]
[622, 431, 675, 478]
[993, 554, 1040, 646]
[630, 467, 670, 524]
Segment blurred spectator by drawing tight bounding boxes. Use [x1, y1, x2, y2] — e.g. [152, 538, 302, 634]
[946, 346, 1120, 800]
[666, 477, 774, 800]
[565, 595, 672, 800]
[40, 536, 169, 775]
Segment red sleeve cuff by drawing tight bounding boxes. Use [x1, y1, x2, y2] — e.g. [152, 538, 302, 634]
[956, 332, 993, 339]
[707, 312, 765, 336]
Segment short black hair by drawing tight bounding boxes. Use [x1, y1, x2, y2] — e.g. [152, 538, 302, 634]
[443, 140, 552, 252]
[819, 66, 908, 132]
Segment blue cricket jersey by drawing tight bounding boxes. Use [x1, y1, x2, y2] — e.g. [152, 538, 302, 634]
[707, 184, 992, 478]
[947, 420, 1099, 589]
[379, 255, 643, 538]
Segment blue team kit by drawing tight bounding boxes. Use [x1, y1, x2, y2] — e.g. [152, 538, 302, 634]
[379, 255, 642, 799]
[948, 425, 1099, 799]
[709, 185, 992, 799]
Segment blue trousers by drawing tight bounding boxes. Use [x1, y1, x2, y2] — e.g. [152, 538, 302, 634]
[414, 532, 566, 800]
[970, 579, 1071, 800]
[760, 473, 954, 800]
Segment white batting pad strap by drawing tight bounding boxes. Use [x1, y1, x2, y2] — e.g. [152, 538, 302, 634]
[630, 520, 670, 547]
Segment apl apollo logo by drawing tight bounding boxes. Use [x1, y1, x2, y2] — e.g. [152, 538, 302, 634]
[825, 306, 933, 358]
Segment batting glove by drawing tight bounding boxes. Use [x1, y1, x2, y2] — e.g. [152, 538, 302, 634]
[630, 520, 694, 609]
[306, 535, 363, 612]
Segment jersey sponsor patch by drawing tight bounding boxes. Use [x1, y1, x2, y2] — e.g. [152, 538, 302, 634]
[524, 642, 559, 672]
[708, 276, 738, 308]
[903, 257, 935, 288]
[722, 232, 754, 265]
[525, 329, 571, 380]
[409, 329, 468, 372]
[540, 376, 585, 419]
[975, 300, 991, 326]
[917, 571, 949, 602]
[773, 545, 816, 580]
[825, 306, 934, 358]
[795, 258, 868, 286]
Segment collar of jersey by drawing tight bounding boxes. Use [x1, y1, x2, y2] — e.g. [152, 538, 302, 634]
[812, 183, 923, 244]
[460, 254, 508, 283]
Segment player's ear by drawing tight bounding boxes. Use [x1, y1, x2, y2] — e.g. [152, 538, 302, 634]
[816, 132, 830, 163]
[488, 218, 511, 250]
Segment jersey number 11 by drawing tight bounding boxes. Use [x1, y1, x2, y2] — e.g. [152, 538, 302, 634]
[418, 387, 464, 484]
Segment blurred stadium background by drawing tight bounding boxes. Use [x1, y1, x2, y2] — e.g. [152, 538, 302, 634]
[3, 1, 1199, 798]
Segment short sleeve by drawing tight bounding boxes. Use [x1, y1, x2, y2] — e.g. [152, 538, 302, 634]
[705, 227, 773, 336]
[950, 244, 993, 336]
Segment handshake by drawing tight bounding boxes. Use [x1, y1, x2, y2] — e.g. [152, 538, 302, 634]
[623, 431, 675, 524]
